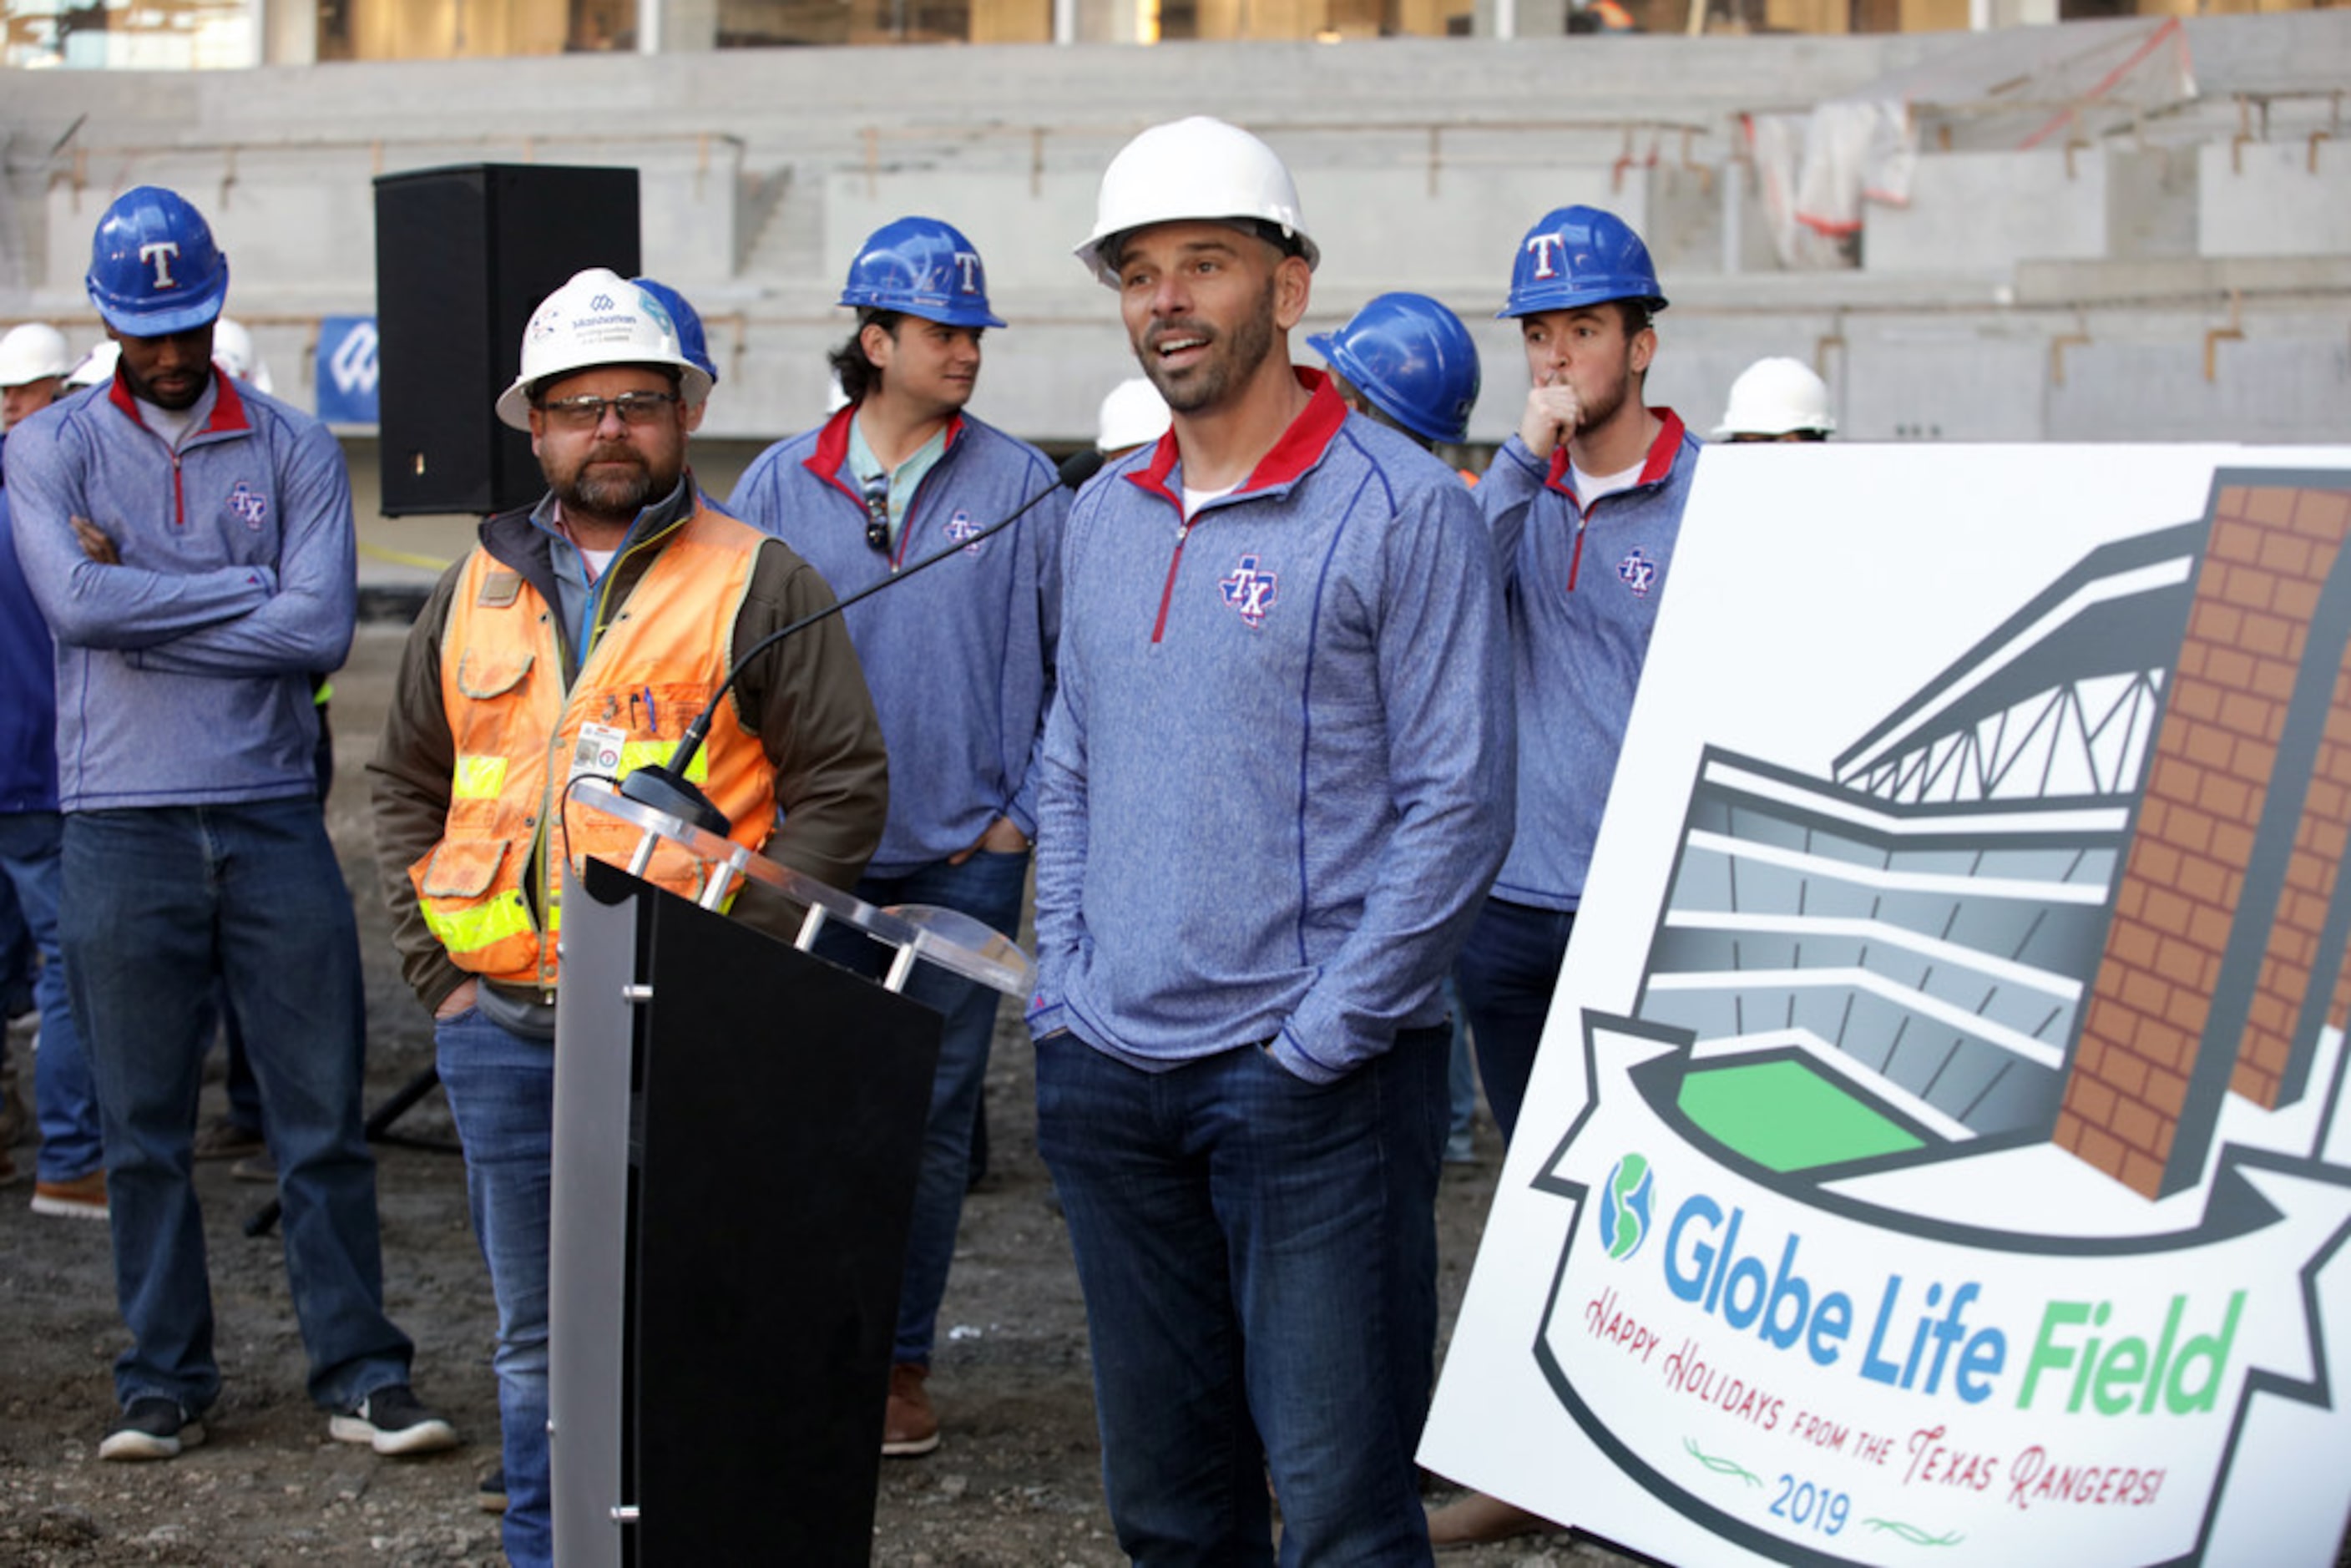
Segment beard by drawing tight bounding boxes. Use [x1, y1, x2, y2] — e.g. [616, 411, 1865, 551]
[1570, 353, 1636, 436]
[552, 443, 677, 524]
[1135, 277, 1279, 416]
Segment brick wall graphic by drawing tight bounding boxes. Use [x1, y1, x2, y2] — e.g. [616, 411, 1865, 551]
[1634, 473, 2351, 1203]
[2060, 479, 2351, 1197]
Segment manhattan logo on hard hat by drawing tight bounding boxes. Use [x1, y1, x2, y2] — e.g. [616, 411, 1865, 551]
[497, 268, 710, 432]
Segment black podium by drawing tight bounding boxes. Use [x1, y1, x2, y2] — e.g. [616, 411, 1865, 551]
[548, 782, 1034, 1565]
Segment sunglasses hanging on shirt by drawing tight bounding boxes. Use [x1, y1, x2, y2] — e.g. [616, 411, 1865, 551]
[861, 472, 891, 553]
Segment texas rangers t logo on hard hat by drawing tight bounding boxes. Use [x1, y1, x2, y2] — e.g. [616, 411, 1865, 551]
[139, 241, 182, 290]
[955, 252, 982, 294]
[1525, 234, 1565, 281]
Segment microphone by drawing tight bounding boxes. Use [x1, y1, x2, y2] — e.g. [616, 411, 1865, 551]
[617, 447, 1105, 837]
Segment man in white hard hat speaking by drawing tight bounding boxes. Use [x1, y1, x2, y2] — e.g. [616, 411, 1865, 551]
[369, 269, 887, 1568]
[1029, 117, 1514, 1564]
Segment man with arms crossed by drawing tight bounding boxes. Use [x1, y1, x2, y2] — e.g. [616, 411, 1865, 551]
[8, 186, 455, 1464]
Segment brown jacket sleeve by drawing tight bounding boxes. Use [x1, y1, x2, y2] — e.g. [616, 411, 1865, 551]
[724, 535, 889, 941]
[366, 558, 475, 1015]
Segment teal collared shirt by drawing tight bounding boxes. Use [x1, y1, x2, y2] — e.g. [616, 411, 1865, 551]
[847, 417, 949, 553]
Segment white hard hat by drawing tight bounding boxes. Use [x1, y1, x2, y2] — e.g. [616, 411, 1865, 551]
[1713, 357, 1835, 440]
[63, 340, 119, 391]
[495, 268, 714, 432]
[1074, 117, 1318, 288]
[1095, 377, 1171, 454]
[0, 322, 73, 389]
[210, 316, 274, 395]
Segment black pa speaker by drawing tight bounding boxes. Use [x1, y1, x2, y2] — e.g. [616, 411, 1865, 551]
[373, 164, 640, 516]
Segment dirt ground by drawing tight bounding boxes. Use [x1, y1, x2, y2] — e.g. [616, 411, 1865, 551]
[0, 618, 1629, 1568]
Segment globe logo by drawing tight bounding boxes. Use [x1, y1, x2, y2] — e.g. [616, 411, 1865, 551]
[1597, 1153, 1654, 1262]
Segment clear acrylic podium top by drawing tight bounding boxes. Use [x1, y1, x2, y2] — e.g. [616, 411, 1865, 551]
[569, 778, 1034, 1001]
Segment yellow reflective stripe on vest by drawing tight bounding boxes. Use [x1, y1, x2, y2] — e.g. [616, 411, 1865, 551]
[453, 755, 508, 801]
[616, 740, 708, 784]
[419, 887, 534, 958]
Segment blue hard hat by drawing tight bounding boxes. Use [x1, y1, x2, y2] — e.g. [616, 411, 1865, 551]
[632, 276, 716, 386]
[1498, 205, 1666, 320]
[839, 216, 1005, 330]
[85, 185, 230, 336]
[1308, 293, 1481, 445]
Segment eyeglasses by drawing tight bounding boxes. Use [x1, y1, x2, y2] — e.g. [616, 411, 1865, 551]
[861, 472, 891, 553]
[536, 391, 679, 430]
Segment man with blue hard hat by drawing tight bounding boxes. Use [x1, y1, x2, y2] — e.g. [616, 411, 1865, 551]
[4, 185, 458, 1464]
[632, 276, 716, 431]
[1430, 206, 1703, 1550]
[728, 215, 1066, 1459]
[1308, 291, 1489, 1169]
[1457, 202, 1699, 1150]
[1307, 291, 1482, 453]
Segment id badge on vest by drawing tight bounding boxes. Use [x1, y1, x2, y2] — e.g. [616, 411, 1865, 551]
[568, 721, 629, 788]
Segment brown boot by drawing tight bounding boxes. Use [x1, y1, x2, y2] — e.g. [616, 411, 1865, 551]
[1425, 1490, 1554, 1549]
[31, 1168, 109, 1220]
[882, 1363, 940, 1457]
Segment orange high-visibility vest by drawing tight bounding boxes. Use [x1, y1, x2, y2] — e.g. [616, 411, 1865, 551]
[409, 505, 777, 991]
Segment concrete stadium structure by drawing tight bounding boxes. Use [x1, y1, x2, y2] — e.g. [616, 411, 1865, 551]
[2, 11, 2344, 528]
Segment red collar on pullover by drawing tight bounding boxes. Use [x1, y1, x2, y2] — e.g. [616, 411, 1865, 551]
[108, 367, 252, 438]
[1542, 406, 1687, 509]
[1125, 367, 1349, 511]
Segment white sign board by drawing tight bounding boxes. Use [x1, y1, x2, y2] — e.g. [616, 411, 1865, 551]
[1424, 446, 2351, 1566]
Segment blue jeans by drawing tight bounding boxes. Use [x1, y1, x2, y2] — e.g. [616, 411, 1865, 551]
[0, 812, 101, 1181]
[1036, 1025, 1449, 1568]
[434, 1007, 553, 1568]
[1452, 897, 1576, 1146]
[61, 802, 412, 1414]
[821, 848, 1029, 1367]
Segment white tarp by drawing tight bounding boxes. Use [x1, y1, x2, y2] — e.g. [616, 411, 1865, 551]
[1745, 18, 2197, 269]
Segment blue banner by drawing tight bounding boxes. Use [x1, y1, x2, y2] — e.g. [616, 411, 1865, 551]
[315, 316, 379, 426]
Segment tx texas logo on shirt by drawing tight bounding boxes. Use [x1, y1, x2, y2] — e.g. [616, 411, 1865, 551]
[1617, 547, 1659, 598]
[1220, 554, 1280, 628]
[226, 482, 269, 529]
